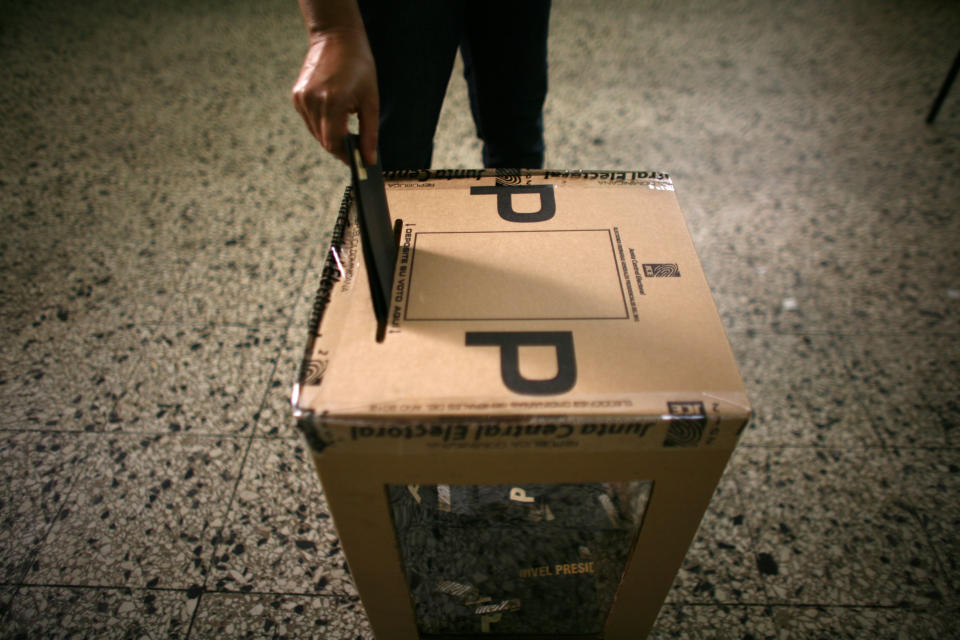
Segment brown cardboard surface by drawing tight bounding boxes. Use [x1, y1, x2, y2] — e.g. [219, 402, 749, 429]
[293, 170, 750, 639]
[297, 172, 747, 430]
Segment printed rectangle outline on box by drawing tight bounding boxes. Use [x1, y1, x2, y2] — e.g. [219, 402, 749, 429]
[403, 229, 629, 322]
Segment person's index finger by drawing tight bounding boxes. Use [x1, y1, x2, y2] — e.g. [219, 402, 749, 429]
[293, 96, 323, 145]
[320, 106, 351, 164]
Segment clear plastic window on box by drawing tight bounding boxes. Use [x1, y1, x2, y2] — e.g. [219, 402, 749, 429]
[387, 481, 652, 636]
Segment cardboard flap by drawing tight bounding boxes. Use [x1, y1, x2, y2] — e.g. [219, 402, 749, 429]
[294, 171, 749, 452]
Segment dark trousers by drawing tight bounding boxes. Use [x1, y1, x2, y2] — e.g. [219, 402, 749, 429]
[358, 1, 551, 171]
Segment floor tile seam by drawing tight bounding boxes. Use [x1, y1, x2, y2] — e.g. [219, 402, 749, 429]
[727, 327, 960, 339]
[3, 582, 195, 595]
[93, 427, 265, 436]
[183, 589, 356, 638]
[739, 442, 960, 453]
[183, 431, 259, 639]
[1, 427, 107, 626]
[132, 320, 289, 329]
[880, 443, 960, 452]
[6, 582, 942, 611]
[5, 318, 147, 435]
[734, 441, 960, 460]
[104, 327, 150, 430]
[706, 238, 960, 258]
[837, 332, 908, 447]
[0, 417, 280, 437]
[666, 601, 925, 610]
[747, 601, 946, 612]
[245, 241, 320, 442]
[99, 315, 290, 437]
[183, 254, 320, 637]
[726, 451, 775, 608]
[185, 586, 359, 600]
[723, 441, 947, 612]
[197, 421, 262, 586]
[155, 229, 317, 328]
[733, 442, 892, 450]
[834, 338, 953, 449]
[0, 427, 256, 440]
[731, 442, 958, 604]
[0, 320, 147, 350]
[246, 320, 290, 442]
[155, 254, 194, 326]
[184, 587, 204, 638]
[8, 428, 260, 614]
[900, 489, 959, 598]
[127, 321, 292, 333]
[197, 334, 292, 557]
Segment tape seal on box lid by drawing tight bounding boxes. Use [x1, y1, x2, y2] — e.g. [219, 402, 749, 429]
[303, 390, 750, 422]
[382, 168, 674, 188]
[294, 390, 749, 455]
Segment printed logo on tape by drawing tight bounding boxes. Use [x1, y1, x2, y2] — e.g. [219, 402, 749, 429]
[642, 263, 681, 278]
[664, 401, 706, 447]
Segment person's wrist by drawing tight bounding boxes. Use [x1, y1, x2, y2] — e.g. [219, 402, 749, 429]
[307, 25, 366, 48]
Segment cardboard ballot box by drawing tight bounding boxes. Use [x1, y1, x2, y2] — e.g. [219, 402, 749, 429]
[292, 169, 750, 640]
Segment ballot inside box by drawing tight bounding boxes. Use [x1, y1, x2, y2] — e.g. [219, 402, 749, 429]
[388, 481, 652, 635]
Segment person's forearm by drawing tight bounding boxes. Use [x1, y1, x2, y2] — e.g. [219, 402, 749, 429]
[291, 0, 379, 165]
[297, 0, 366, 41]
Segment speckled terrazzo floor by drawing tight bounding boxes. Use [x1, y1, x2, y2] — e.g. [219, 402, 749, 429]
[1, 0, 958, 638]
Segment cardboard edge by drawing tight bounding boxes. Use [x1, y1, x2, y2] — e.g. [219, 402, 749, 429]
[290, 186, 353, 426]
[295, 387, 751, 456]
[382, 168, 674, 185]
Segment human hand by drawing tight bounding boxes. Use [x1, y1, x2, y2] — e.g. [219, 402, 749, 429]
[291, 29, 379, 165]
